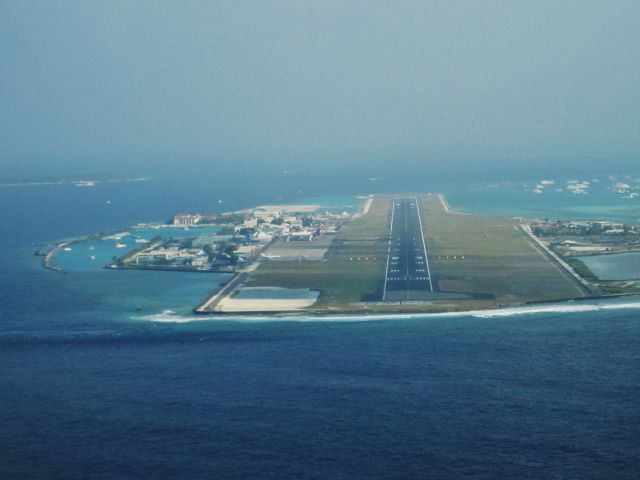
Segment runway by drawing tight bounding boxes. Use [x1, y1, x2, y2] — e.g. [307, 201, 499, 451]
[382, 198, 434, 301]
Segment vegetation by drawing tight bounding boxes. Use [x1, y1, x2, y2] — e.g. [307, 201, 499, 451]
[563, 257, 599, 282]
[200, 213, 245, 225]
[599, 284, 636, 294]
[419, 195, 588, 304]
[202, 241, 238, 264]
[247, 194, 591, 312]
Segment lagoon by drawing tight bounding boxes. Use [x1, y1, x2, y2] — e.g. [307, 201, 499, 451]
[577, 252, 640, 280]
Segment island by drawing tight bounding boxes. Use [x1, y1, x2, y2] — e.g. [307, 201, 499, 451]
[45, 193, 640, 315]
[193, 194, 593, 314]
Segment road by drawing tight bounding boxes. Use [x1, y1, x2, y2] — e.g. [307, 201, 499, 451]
[383, 198, 434, 301]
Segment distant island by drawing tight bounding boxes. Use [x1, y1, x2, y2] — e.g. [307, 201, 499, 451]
[1, 176, 150, 188]
[45, 193, 640, 315]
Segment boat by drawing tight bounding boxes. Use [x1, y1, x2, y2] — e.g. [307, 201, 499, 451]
[63, 247, 72, 251]
[89, 255, 96, 260]
[115, 243, 127, 249]
[135, 238, 148, 243]
[74, 180, 95, 187]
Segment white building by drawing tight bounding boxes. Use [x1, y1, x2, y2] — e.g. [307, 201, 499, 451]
[173, 213, 202, 226]
[253, 207, 281, 219]
[254, 231, 273, 243]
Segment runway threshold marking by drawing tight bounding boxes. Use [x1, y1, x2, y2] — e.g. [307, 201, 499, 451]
[383, 197, 433, 300]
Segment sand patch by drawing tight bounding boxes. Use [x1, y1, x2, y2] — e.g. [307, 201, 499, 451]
[216, 287, 319, 312]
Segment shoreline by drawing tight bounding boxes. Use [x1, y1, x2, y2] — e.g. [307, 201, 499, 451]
[43, 230, 132, 273]
[140, 294, 640, 323]
[43, 242, 66, 272]
[105, 264, 235, 274]
[42, 222, 227, 274]
[194, 290, 639, 316]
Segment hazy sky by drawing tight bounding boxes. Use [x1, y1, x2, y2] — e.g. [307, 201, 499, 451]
[2, 0, 639, 172]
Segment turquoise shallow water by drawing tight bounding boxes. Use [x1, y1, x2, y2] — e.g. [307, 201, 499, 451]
[447, 179, 640, 223]
[49, 224, 230, 318]
[52, 224, 223, 273]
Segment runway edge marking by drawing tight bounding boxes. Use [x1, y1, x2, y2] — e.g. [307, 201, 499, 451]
[382, 199, 396, 301]
[414, 196, 434, 293]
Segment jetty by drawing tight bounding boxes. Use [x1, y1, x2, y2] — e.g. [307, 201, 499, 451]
[43, 243, 65, 272]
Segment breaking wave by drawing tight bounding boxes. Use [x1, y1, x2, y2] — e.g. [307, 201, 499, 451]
[131, 299, 640, 323]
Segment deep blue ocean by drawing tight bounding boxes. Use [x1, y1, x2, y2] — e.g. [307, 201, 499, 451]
[2, 167, 640, 479]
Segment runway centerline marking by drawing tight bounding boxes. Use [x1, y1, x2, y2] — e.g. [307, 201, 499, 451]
[383, 197, 434, 300]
